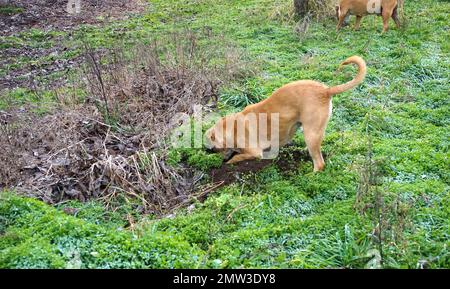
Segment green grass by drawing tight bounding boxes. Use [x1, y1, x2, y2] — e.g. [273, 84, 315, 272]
[1, 0, 449, 268]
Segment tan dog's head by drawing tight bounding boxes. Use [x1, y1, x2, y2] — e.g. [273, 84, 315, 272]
[204, 114, 240, 161]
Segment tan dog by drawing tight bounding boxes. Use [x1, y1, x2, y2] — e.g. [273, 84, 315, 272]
[205, 56, 366, 172]
[336, 0, 401, 33]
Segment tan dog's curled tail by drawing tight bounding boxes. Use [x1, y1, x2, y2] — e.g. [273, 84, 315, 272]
[327, 56, 366, 96]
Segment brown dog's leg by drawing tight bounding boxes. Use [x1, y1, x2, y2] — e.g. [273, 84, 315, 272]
[381, 9, 392, 33]
[303, 128, 325, 172]
[336, 15, 346, 31]
[392, 7, 401, 29]
[354, 16, 362, 30]
[336, 8, 349, 31]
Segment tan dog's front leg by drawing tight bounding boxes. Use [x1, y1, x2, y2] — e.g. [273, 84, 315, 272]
[226, 153, 256, 164]
[225, 148, 261, 165]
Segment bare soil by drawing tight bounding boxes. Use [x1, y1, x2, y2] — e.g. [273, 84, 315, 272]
[0, 0, 146, 35]
[210, 146, 314, 186]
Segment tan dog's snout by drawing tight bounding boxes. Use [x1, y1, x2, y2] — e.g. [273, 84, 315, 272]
[204, 126, 239, 161]
[204, 143, 216, 153]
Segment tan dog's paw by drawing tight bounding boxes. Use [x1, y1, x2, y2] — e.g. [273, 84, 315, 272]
[226, 153, 257, 164]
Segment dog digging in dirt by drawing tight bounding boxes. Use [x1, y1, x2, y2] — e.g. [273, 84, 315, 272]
[336, 0, 402, 33]
[204, 56, 366, 172]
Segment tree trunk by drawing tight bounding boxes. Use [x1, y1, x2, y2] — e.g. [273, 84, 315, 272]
[293, 0, 309, 17]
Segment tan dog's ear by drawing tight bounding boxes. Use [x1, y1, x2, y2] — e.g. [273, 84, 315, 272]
[222, 114, 237, 149]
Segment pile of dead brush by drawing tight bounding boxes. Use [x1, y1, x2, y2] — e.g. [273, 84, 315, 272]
[0, 31, 254, 214]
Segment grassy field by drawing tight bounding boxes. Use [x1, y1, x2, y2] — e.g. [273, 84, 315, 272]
[1, 0, 449, 268]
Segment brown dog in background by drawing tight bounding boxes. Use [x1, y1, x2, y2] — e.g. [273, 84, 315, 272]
[336, 0, 402, 33]
[205, 56, 366, 172]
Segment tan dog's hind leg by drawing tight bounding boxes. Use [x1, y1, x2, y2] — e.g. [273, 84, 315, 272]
[302, 104, 330, 172]
[354, 16, 362, 30]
